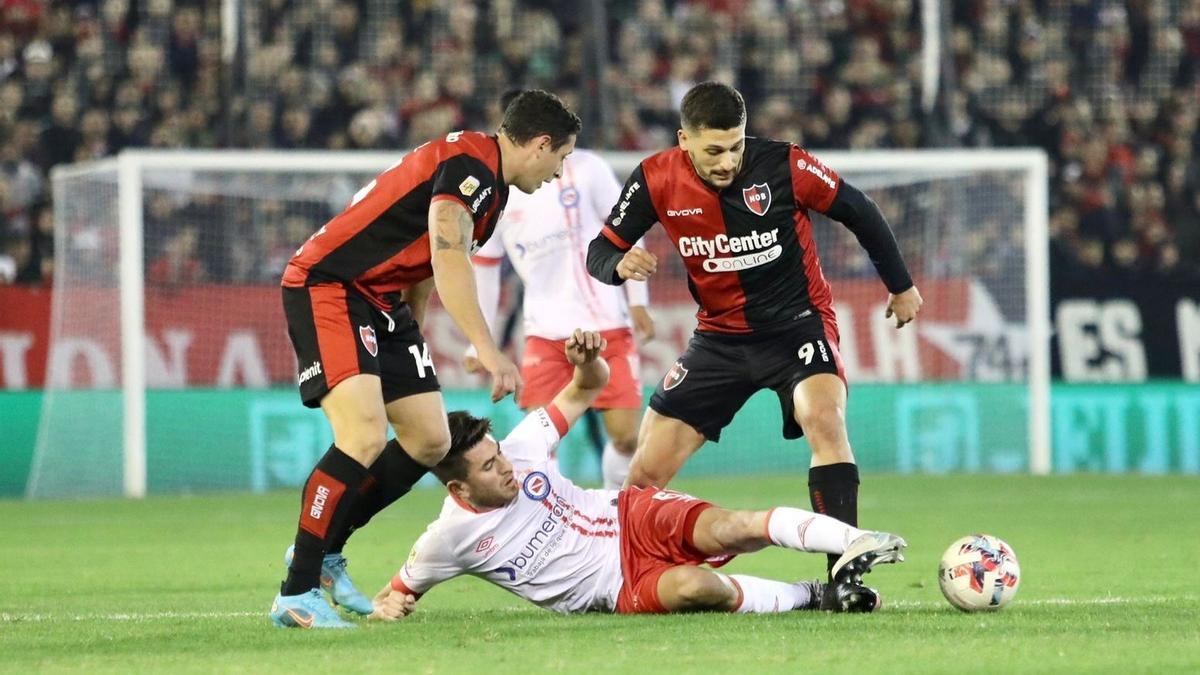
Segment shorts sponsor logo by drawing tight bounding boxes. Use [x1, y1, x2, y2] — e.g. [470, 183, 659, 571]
[742, 183, 772, 216]
[298, 361, 323, 384]
[522, 471, 551, 501]
[459, 176, 480, 196]
[666, 207, 704, 217]
[663, 361, 688, 390]
[559, 186, 579, 207]
[359, 325, 378, 357]
[650, 489, 694, 502]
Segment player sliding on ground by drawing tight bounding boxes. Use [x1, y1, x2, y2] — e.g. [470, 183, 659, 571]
[371, 330, 906, 620]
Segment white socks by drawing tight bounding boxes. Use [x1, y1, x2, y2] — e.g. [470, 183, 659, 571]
[601, 442, 632, 489]
[766, 507, 866, 554]
[717, 574, 814, 613]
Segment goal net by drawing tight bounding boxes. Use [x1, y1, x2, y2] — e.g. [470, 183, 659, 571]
[29, 149, 1047, 498]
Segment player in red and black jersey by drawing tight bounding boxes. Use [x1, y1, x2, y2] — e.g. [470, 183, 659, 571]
[271, 91, 582, 629]
[587, 82, 923, 590]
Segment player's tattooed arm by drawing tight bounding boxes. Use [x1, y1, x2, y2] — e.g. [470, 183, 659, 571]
[428, 199, 522, 402]
[430, 201, 475, 251]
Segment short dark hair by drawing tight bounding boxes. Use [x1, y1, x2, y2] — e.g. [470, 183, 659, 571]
[431, 411, 493, 484]
[499, 88, 524, 114]
[500, 89, 581, 150]
[680, 81, 746, 131]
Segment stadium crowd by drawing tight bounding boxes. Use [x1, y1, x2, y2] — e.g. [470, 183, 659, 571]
[0, 0, 1197, 285]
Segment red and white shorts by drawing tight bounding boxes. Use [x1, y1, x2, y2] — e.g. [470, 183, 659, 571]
[518, 328, 643, 410]
[614, 486, 733, 614]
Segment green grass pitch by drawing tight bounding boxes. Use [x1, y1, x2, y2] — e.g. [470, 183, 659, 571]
[2, 474, 1198, 673]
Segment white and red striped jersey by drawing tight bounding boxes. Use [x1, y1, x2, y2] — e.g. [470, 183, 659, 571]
[472, 150, 649, 341]
[392, 407, 623, 614]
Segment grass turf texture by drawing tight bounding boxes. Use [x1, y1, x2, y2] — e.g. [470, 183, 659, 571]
[2, 475, 1197, 674]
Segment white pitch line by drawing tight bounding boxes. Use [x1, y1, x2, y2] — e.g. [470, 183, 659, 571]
[888, 595, 1194, 609]
[1, 596, 1194, 623]
[0, 611, 261, 623]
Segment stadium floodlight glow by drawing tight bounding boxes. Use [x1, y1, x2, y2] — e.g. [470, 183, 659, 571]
[33, 147, 1049, 498]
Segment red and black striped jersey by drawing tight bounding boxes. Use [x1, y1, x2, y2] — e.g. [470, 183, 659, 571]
[598, 137, 843, 337]
[282, 131, 509, 310]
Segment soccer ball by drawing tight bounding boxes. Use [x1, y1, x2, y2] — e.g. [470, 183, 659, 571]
[937, 534, 1020, 612]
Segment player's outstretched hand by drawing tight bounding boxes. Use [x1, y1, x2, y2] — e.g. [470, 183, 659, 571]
[617, 247, 657, 282]
[369, 589, 416, 622]
[886, 285, 923, 328]
[565, 329, 607, 366]
[480, 349, 523, 403]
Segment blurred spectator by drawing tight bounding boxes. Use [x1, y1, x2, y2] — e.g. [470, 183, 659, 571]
[0, 0, 1193, 288]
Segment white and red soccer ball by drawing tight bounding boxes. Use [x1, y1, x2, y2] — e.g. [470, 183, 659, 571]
[938, 534, 1021, 612]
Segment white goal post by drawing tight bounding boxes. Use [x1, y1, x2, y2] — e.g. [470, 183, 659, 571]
[42, 147, 1049, 498]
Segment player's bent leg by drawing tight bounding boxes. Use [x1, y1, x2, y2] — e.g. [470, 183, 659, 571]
[791, 373, 853, 466]
[320, 373, 391, 465]
[656, 566, 738, 612]
[290, 393, 449, 618]
[658, 567, 823, 613]
[601, 407, 639, 489]
[687, 508, 773, 556]
[793, 373, 862, 575]
[689, 506, 874, 557]
[277, 377, 389, 617]
[626, 409, 707, 488]
[385, 391, 452, 466]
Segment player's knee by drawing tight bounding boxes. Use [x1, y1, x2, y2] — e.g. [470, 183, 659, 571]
[627, 460, 669, 488]
[796, 404, 847, 447]
[674, 572, 732, 609]
[709, 510, 759, 551]
[610, 434, 637, 457]
[336, 425, 389, 462]
[407, 428, 452, 466]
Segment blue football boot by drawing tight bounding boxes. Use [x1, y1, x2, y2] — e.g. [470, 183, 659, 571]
[285, 545, 375, 615]
[270, 589, 356, 629]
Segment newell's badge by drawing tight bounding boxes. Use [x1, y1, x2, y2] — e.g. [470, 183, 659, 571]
[663, 361, 689, 391]
[742, 183, 771, 216]
[359, 325, 378, 357]
[459, 176, 480, 196]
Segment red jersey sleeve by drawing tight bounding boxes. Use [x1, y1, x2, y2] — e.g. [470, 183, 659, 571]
[789, 146, 842, 213]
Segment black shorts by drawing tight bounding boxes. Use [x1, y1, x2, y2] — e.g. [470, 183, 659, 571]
[648, 319, 845, 442]
[282, 284, 440, 408]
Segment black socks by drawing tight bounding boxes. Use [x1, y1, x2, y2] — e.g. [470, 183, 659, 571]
[326, 439, 430, 555]
[808, 462, 860, 575]
[281, 445, 370, 596]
